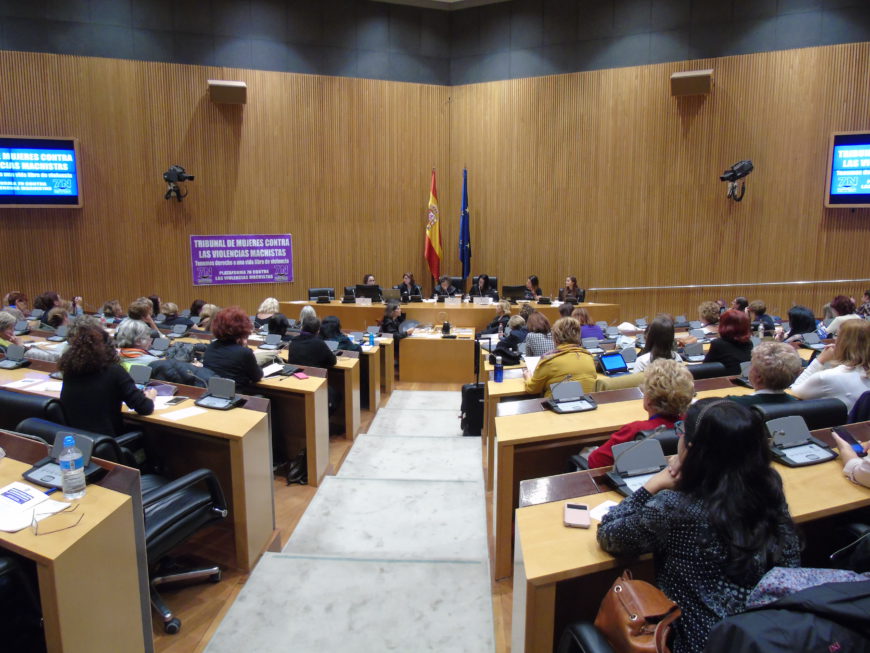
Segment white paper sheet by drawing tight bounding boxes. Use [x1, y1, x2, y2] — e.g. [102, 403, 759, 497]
[26, 380, 63, 393]
[524, 356, 541, 377]
[162, 406, 208, 421]
[590, 500, 619, 522]
[3, 377, 44, 389]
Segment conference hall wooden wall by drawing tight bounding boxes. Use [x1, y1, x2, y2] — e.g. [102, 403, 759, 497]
[1, 43, 868, 321]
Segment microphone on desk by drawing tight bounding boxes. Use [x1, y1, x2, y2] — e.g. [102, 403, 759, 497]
[548, 374, 572, 398]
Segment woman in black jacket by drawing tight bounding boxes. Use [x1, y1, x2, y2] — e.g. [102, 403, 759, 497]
[203, 306, 264, 392]
[320, 315, 362, 353]
[703, 309, 753, 376]
[397, 272, 422, 300]
[59, 318, 155, 436]
[288, 314, 337, 369]
[478, 300, 511, 336]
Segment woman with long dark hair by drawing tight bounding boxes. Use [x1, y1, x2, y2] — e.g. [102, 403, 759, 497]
[398, 272, 422, 299]
[634, 314, 681, 372]
[558, 276, 582, 302]
[320, 315, 362, 353]
[598, 399, 800, 653]
[59, 318, 155, 436]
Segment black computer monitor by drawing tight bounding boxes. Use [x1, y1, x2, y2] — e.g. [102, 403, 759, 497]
[502, 285, 527, 303]
[355, 284, 383, 301]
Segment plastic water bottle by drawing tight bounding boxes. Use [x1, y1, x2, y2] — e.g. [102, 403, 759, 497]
[498, 322, 504, 339]
[368, 332, 375, 347]
[59, 434, 86, 500]
[494, 356, 504, 383]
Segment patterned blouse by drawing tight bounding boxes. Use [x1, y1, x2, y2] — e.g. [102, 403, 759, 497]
[597, 487, 800, 653]
[524, 332, 554, 357]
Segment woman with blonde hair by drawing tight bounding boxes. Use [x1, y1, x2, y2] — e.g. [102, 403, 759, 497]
[791, 319, 870, 413]
[193, 304, 219, 332]
[587, 359, 694, 468]
[698, 300, 721, 333]
[524, 317, 596, 396]
[255, 297, 279, 329]
[479, 300, 511, 336]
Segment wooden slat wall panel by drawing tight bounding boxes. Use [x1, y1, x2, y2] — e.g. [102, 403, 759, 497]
[0, 52, 451, 312]
[0, 44, 868, 320]
[446, 43, 870, 319]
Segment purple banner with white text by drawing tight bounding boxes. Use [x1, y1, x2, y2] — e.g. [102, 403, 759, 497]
[190, 234, 293, 286]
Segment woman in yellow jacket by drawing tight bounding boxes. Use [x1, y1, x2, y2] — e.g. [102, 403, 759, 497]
[524, 317, 597, 396]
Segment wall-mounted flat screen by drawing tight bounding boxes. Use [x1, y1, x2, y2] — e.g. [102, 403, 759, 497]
[826, 131, 870, 208]
[0, 136, 81, 208]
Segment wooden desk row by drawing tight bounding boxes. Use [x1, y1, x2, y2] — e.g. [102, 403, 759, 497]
[0, 365, 274, 574]
[511, 422, 870, 652]
[281, 299, 620, 332]
[491, 377, 761, 580]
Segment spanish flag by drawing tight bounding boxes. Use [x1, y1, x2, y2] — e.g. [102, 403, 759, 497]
[424, 168, 443, 280]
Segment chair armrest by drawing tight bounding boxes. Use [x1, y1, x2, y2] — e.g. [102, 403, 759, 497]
[116, 430, 146, 468]
[116, 430, 144, 449]
[557, 622, 615, 653]
[142, 468, 228, 515]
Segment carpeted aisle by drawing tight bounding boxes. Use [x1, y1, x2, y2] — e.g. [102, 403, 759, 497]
[206, 390, 494, 652]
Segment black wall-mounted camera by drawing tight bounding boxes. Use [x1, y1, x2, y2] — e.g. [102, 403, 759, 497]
[163, 165, 194, 201]
[720, 160, 753, 202]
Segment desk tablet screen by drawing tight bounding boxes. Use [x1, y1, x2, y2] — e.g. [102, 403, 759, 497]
[624, 473, 656, 494]
[784, 443, 829, 464]
[600, 354, 627, 374]
[559, 400, 593, 412]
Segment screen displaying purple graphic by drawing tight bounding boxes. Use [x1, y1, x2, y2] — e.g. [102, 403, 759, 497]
[190, 234, 293, 286]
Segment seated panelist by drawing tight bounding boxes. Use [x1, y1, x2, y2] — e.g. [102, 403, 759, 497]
[524, 275, 543, 300]
[469, 274, 498, 300]
[557, 276, 582, 303]
[397, 272, 422, 299]
[432, 275, 459, 298]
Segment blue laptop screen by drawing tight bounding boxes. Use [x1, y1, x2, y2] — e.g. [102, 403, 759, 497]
[600, 353, 627, 373]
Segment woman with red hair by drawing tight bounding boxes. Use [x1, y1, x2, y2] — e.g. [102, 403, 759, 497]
[203, 306, 263, 391]
[703, 309, 753, 375]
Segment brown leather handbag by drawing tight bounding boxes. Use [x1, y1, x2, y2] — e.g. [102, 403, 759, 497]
[594, 571, 682, 653]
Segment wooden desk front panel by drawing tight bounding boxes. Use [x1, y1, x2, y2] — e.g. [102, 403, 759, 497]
[400, 337, 476, 384]
[0, 459, 146, 653]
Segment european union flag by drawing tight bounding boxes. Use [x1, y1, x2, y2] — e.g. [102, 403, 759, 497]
[459, 168, 471, 279]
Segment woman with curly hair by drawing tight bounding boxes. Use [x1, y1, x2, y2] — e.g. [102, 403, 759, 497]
[203, 306, 263, 392]
[59, 318, 155, 436]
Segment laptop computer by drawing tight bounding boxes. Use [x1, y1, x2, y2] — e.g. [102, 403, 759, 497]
[324, 340, 340, 352]
[683, 341, 705, 362]
[598, 351, 630, 376]
[0, 344, 30, 369]
[195, 377, 245, 410]
[23, 432, 103, 490]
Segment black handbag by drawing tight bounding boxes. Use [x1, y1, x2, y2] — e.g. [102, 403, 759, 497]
[285, 450, 308, 485]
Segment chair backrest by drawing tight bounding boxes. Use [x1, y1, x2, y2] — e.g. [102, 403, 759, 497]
[752, 397, 849, 431]
[0, 388, 66, 431]
[848, 391, 870, 423]
[343, 286, 356, 297]
[15, 417, 125, 464]
[471, 275, 499, 292]
[688, 362, 728, 380]
[307, 287, 335, 300]
[635, 424, 680, 456]
[448, 276, 466, 295]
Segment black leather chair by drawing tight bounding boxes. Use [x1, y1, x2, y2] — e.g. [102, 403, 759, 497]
[849, 391, 870, 423]
[307, 287, 335, 300]
[448, 276, 466, 295]
[751, 397, 849, 431]
[343, 286, 356, 297]
[557, 622, 614, 653]
[472, 275, 498, 292]
[0, 555, 44, 653]
[144, 469, 228, 634]
[15, 417, 140, 468]
[688, 362, 728, 380]
[0, 388, 66, 431]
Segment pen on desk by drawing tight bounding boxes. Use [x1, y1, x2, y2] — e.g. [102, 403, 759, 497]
[44, 488, 59, 496]
[590, 474, 600, 493]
